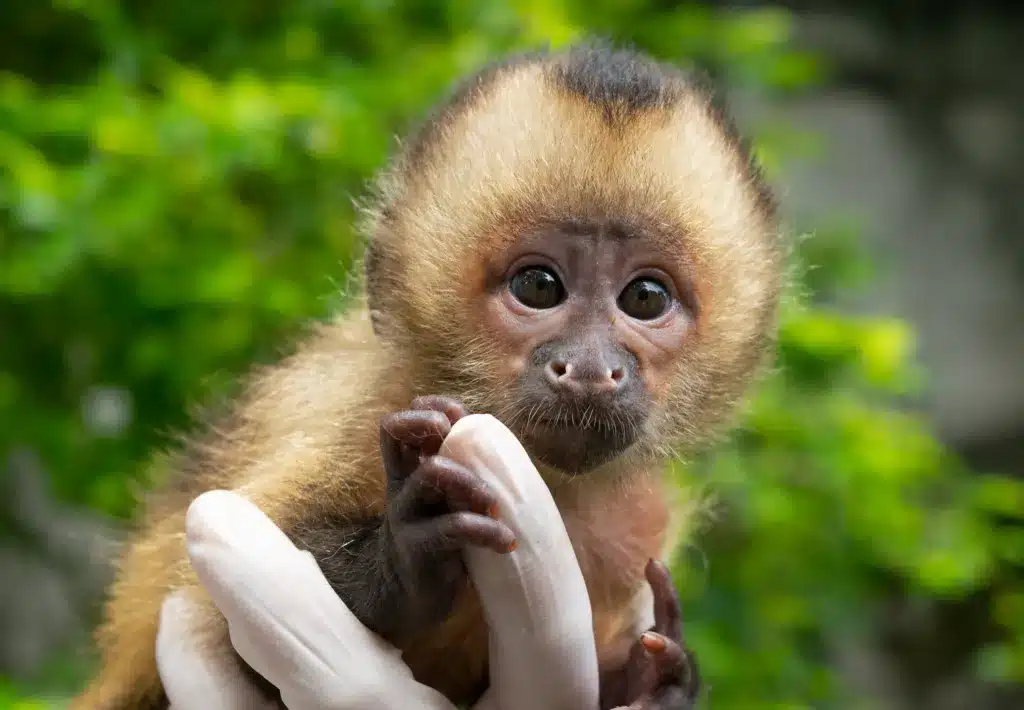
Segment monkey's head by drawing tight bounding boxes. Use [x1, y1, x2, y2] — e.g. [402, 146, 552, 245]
[361, 41, 784, 478]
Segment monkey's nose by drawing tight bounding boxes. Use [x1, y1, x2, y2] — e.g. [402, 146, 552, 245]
[545, 359, 625, 395]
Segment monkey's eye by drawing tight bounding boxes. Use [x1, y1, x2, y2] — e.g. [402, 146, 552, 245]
[618, 278, 671, 320]
[509, 267, 566, 309]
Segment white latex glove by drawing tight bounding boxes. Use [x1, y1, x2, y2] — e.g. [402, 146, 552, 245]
[158, 489, 456, 710]
[444, 414, 599, 710]
[157, 414, 601, 710]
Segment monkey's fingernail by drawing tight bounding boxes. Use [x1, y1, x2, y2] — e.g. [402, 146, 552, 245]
[487, 504, 500, 519]
[641, 632, 666, 653]
[507, 539, 518, 552]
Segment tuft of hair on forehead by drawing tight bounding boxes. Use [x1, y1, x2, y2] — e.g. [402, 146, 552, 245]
[360, 41, 785, 446]
[550, 41, 684, 118]
[361, 40, 778, 321]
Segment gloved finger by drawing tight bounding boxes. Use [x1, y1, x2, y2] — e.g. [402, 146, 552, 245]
[441, 414, 600, 710]
[156, 590, 278, 710]
[184, 489, 457, 710]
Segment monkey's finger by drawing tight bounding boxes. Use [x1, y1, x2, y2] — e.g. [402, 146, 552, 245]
[410, 395, 471, 425]
[380, 409, 453, 482]
[638, 638, 700, 710]
[641, 562, 701, 704]
[400, 512, 516, 555]
[639, 633, 685, 685]
[394, 456, 500, 519]
[645, 559, 682, 642]
[645, 560, 700, 692]
[622, 634, 660, 703]
[620, 633, 694, 709]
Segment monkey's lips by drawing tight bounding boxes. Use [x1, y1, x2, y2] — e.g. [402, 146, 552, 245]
[517, 413, 641, 474]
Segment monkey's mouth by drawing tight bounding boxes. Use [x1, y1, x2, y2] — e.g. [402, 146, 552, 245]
[516, 412, 641, 474]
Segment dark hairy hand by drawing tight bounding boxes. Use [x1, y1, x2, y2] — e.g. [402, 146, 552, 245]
[600, 559, 701, 710]
[379, 395, 517, 632]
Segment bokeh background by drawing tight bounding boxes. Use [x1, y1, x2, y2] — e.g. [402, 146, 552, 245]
[1, 1, 1022, 708]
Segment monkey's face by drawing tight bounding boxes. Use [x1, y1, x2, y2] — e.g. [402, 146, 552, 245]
[363, 47, 784, 478]
[475, 219, 696, 475]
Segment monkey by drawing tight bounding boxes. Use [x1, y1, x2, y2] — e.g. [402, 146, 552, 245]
[72, 39, 783, 710]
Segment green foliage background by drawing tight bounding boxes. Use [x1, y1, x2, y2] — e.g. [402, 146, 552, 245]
[1, 1, 1022, 708]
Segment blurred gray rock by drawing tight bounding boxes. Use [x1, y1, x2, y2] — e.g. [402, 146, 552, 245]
[0, 447, 121, 677]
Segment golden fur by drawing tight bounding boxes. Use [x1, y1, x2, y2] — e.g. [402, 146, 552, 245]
[73, 42, 782, 710]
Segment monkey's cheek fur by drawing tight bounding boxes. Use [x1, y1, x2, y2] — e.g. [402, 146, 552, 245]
[440, 414, 601, 710]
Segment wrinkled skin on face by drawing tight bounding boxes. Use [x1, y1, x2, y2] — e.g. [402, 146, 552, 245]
[478, 218, 697, 474]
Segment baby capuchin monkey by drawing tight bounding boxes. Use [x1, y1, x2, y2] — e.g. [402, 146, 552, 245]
[73, 40, 783, 710]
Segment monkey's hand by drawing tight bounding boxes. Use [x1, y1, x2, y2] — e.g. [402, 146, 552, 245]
[600, 560, 701, 710]
[379, 395, 517, 634]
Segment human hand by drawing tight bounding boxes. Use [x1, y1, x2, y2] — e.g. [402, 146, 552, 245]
[442, 413, 599, 710]
[157, 488, 457, 710]
[157, 414, 601, 710]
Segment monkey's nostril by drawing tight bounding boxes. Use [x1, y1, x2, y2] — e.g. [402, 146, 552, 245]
[550, 361, 569, 378]
[609, 367, 625, 384]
